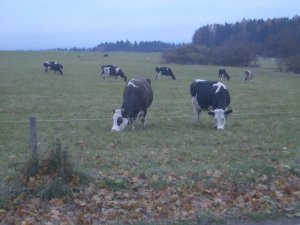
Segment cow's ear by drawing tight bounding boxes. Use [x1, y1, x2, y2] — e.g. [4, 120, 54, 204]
[208, 111, 215, 117]
[225, 109, 232, 115]
[112, 109, 115, 114]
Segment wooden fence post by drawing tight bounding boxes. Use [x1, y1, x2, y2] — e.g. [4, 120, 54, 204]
[29, 116, 37, 155]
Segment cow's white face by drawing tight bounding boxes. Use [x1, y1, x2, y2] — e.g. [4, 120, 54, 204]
[112, 109, 128, 132]
[208, 109, 232, 130]
[103, 67, 110, 75]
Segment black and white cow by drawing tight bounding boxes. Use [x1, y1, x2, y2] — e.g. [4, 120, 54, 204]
[218, 69, 230, 81]
[190, 79, 232, 130]
[155, 67, 176, 80]
[51, 63, 63, 74]
[112, 77, 153, 132]
[244, 70, 253, 81]
[43, 61, 54, 73]
[101, 65, 127, 81]
[43, 61, 63, 74]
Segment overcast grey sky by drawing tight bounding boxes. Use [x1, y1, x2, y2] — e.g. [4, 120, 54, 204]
[0, 0, 299, 50]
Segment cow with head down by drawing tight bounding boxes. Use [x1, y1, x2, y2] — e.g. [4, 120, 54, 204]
[244, 70, 253, 82]
[112, 77, 153, 132]
[155, 67, 176, 80]
[190, 79, 232, 130]
[218, 69, 230, 81]
[43, 61, 63, 74]
[101, 64, 127, 81]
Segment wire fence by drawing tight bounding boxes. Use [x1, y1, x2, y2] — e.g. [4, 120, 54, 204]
[0, 110, 299, 182]
[1, 110, 300, 124]
[1, 110, 299, 163]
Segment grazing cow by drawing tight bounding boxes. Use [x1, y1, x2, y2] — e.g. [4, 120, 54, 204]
[101, 65, 127, 81]
[112, 77, 153, 132]
[155, 67, 176, 80]
[190, 79, 232, 130]
[43, 61, 63, 74]
[244, 70, 253, 81]
[51, 63, 63, 74]
[43, 61, 53, 73]
[218, 69, 230, 81]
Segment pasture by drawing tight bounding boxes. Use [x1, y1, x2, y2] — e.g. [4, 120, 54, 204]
[1, 51, 300, 179]
[0, 51, 300, 220]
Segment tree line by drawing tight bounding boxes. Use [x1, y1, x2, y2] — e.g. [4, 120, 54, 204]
[192, 16, 300, 58]
[92, 40, 182, 52]
[163, 16, 300, 73]
[57, 41, 182, 52]
[59, 16, 300, 73]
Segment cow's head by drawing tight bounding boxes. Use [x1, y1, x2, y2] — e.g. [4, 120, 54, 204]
[208, 108, 232, 130]
[112, 109, 128, 132]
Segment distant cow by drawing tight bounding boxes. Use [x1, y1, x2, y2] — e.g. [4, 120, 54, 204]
[112, 77, 153, 132]
[244, 70, 253, 81]
[190, 79, 232, 130]
[218, 69, 230, 81]
[43, 61, 54, 73]
[155, 67, 176, 80]
[51, 63, 63, 74]
[43, 61, 63, 74]
[101, 65, 127, 81]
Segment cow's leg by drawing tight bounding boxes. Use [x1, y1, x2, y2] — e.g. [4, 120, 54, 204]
[158, 72, 162, 80]
[192, 97, 201, 123]
[139, 110, 147, 128]
[129, 118, 136, 130]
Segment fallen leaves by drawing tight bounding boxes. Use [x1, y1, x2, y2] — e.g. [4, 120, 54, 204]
[1, 164, 300, 224]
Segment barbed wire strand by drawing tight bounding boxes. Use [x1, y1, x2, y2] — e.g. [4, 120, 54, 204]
[0, 111, 300, 124]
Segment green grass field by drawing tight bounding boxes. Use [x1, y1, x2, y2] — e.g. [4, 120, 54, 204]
[0, 50, 300, 187]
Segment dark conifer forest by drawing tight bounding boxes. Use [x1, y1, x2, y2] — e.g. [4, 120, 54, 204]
[92, 41, 182, 52]
[192, 16, 300, 58]
[163, 16, 300, 72]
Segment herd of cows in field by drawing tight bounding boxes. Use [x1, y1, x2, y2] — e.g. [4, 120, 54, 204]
[42, 60, 254, 131]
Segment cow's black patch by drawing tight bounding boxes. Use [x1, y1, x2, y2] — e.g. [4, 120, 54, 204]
[117, 117, 123, 126]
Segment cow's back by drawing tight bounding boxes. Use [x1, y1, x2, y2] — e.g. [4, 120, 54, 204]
[190, 80, 215, 109]
[190, 80, 230, 110]
[122, 77, 153, 110]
